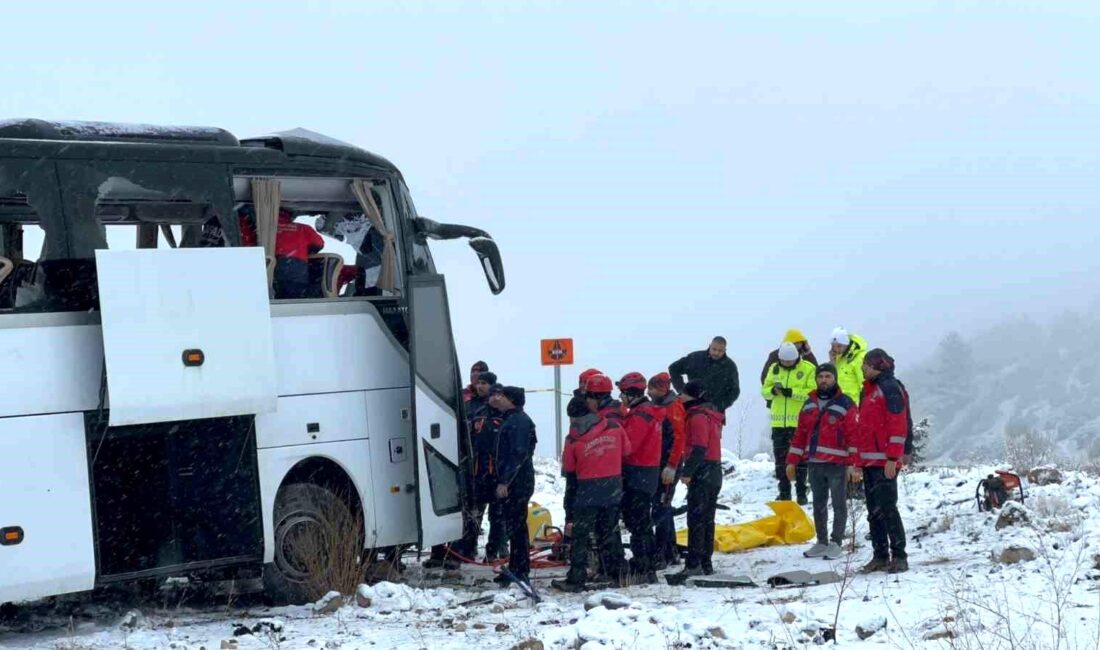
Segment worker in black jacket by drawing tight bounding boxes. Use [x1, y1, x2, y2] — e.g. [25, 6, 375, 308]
[489, 385, 537, 587]
[669, 336, 741, 414]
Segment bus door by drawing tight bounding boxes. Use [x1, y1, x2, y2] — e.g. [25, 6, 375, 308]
[406, 274, 466, 547]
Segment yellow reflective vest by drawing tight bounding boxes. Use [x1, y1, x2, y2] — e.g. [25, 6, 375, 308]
[761, 359, 816, 428]
[835, 333, 869, 404]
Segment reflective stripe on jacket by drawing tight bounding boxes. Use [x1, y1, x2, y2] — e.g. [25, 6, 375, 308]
[761, 359, 817, 428]
[786, 389, 858, 465]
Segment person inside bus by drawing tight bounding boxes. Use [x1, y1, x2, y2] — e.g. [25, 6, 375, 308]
[318, 211, 385, 296]
[271, 208, 324, 298]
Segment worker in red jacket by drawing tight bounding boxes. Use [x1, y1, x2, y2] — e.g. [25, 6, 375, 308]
[617, 372, 662, 584]
[583, 374, 623, 423]
[552, 396, 631, 592]
[573, 368, 604, 399]
[851, 348, 910, 575]
[648, 372, 686, 567]
[673, 382, 725, 579]
[272, 208, 325, 298]
[785, 363, 858, 560]
[556, 368, 606, 560]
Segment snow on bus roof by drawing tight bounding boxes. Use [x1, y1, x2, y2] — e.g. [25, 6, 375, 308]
[0, 118, 239, 146]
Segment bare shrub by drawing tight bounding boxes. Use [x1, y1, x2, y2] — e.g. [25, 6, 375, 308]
[1003, 424, 1056, 474]
[727, 400, 751, 459]
[291, 489, 367, 602]
[1028, 494, 1072, 519]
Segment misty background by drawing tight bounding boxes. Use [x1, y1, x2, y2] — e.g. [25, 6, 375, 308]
[2, 1, 1098, 461]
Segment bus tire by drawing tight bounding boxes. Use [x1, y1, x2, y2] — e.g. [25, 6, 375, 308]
[263, 482, 359, 605]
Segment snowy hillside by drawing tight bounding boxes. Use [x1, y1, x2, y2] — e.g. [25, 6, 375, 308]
[3, 456, 1099, 649]
[907, 310, 1100, 465]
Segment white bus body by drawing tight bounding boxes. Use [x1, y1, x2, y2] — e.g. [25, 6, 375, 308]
[0, 120, 504, 605]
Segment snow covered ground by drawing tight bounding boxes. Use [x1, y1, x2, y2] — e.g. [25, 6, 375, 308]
[3, 454, 1099, 649]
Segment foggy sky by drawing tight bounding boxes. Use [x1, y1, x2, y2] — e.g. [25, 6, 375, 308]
[3, 1, 1098, 455]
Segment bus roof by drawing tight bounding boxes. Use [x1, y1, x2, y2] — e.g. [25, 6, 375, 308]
[0, 118, 399, 173]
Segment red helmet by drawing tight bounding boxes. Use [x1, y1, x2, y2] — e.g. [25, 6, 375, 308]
[616, 372, 647, 392]
[648, 372, 672, 391]
[578, 368, 603, 387]
[584, 374, 613, 394]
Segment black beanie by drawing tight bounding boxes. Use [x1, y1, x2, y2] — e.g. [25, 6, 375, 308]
[566, 396, 589, 418]
[682, 381, 707, 401]
[477, 371, 498, 385]
[499, 385, 525, 408]
[815, 362, 838, 377]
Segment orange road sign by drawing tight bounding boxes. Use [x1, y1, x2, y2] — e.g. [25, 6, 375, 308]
[540, 338, 574, 366]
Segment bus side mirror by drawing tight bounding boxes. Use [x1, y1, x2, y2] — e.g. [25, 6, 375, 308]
[468, 236, 505, 295]
[413, 217, 506, 295]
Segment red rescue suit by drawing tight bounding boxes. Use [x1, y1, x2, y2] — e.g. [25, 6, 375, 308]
[562, 415, 630, 513]
[622, 399, 662, 493]
[854, 373, 909, 468]
[787, 389, 858, 466]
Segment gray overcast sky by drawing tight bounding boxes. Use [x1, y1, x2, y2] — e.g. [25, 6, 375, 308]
[3, 1, 1098, 453]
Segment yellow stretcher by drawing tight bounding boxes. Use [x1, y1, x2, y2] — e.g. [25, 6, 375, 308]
[675, 501, 815, 552]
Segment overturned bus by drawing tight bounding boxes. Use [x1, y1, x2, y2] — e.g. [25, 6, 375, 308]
[0, 119, 504, 605]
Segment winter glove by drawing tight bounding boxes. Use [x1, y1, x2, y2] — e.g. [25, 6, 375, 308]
[781, 387, 794, 398]
[660, 466, 677, 485]
[785, 464, 797, 482]
[771, 384, 784, 396]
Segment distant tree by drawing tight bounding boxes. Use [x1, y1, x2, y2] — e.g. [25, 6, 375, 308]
[910, 416, 931, 466]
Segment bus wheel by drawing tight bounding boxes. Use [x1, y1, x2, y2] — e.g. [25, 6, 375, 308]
[263, 483, 360, 605]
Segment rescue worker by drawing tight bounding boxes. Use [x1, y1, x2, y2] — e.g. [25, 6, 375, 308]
[490, 385, 537, 586]
[463, 361, 490, 403]
[460, 372, 509, 561]
[584, 374, 623, 423]
[574, 368, 604, 399]
[551, 397, 630, 592]
[829, 327, 869, 404]
[273, 208, 325, 299]
[851, 349, 909, 574]
[648, 372, 686, 568]
[762, 342, 817, 504]
[674, 382, 724, 579]
[760, 329, 818, 408]
[558, 367, 605, 563]
[617, 372, 661, 584]
[785, 363, 858, 560]
[669, 337, 741, 416]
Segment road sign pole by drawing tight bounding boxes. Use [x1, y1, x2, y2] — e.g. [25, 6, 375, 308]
[540, 337, 574, 459]
[554, 365, 563, 457]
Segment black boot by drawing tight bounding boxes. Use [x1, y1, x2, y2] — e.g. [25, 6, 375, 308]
[550, 578, 586, 593]
[777, 479, 792, 501]
[860, 557, 890, 574]
[887, 557, 909, 574]
[675, 566, 704, 579]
